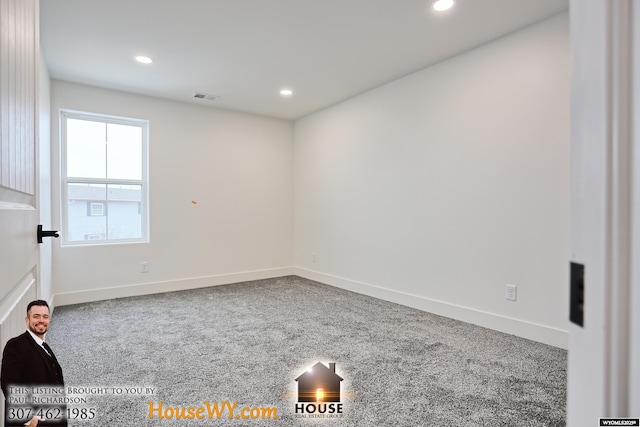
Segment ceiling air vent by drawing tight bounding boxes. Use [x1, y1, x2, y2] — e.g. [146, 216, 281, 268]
[193, 92, 218, 101]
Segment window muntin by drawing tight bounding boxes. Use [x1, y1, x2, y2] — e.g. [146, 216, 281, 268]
[61, 111, 149, 245]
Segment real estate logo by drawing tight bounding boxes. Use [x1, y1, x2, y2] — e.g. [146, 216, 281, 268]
[294, 362, 344, 418]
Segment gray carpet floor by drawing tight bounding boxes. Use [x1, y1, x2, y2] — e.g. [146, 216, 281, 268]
[47, 276, 566, 426]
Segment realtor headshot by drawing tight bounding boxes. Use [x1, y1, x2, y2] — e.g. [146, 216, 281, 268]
[1, 301, 67, 427]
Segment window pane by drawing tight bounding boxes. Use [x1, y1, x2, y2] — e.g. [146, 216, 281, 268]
[66, 119, 106, 179]
[106, 184, 142, 240]
[66, 183, 143, 241]
[107, 123, 142, 180]
[67, 183, 107, 241]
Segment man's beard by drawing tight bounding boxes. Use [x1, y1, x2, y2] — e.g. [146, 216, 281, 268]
[29, 323, 48, 335]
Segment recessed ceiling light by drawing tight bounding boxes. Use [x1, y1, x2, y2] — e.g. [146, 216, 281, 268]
[432, 0, 454, 12]
[280, 89, 293, 96]
[135, 55, 153, 64]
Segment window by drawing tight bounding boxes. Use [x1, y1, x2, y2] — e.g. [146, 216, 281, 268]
[89, 202, 105, 216]
[61, 110, 149, 245]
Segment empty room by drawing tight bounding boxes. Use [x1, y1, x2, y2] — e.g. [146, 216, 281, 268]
[1, 1, 638, 426]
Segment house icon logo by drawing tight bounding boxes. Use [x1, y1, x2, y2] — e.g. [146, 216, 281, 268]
[294, 362, 344, 417]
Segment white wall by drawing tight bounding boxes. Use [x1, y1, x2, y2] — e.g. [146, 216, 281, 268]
[49, 13, 570, 348]
[50, 81, 294, 304]
[294, 13, 570, 348]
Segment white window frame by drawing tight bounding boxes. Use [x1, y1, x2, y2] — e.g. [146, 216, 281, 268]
[60, 110, 149, 246]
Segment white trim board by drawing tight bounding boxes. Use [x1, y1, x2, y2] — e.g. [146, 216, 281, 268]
[52, 265, 567, 349]
[52, 267, 296, 307]
[295, 267, 568, 349]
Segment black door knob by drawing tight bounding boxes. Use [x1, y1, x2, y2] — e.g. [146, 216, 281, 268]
[37, 225, 59, 244]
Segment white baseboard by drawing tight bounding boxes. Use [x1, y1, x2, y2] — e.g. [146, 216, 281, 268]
[295, 267, 568, 349]
[51, 265, 568, 349]
[52, 267, 296, 307]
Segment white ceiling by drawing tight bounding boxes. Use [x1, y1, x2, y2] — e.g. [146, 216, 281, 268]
[40, 0, 568, 120]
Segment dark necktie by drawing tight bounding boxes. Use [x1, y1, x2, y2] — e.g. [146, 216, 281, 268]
[42, 341, 55, 358]
[42, 341, 64, 386]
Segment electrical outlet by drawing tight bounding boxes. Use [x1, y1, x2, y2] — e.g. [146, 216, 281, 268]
[312, 252, 317, 263]
[141, 262, 149, 273]
[506, 284, 517, 301]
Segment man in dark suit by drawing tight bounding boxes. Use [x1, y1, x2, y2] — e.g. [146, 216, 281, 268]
[1, 300, 67, 426]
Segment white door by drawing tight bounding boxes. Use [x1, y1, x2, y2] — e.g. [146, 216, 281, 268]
[631, 1, 640, 416]
[0, 0, 42, 348]
[568, 0, 639, 424]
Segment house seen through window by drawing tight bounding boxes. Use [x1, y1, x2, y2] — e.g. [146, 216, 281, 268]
[61, 110, 149, 244]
